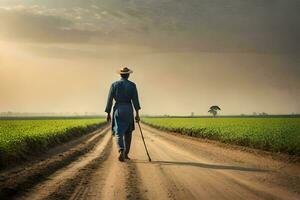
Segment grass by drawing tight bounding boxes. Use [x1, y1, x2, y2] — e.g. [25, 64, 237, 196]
[142, 117, 300, 155]
[0, 118, 106, 167]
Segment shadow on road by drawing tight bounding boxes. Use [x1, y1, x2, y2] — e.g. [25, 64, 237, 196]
[132, 160, 269, 172]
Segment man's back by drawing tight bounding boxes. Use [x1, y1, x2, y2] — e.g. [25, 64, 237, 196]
[112, 79, 136, 103]
[106, 78, 140, 113]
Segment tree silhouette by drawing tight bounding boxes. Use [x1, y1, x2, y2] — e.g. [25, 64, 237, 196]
[208, 106, 221, 117]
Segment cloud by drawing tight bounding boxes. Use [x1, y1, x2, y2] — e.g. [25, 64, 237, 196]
[91, 5, 99, 9]
[0, 5, 107, 43]
[0, 5, 146, 45]
[0, 5, 98, 27]
[0, 2, 299, 53]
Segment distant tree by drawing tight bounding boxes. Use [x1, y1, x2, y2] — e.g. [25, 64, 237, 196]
[258, 112, 268, 116]
[191, 112, 194, 117]
[208, 106, 221, 117]
[253, 112, 257, 116]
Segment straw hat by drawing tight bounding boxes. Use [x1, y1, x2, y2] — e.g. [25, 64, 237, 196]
[117, 67, 133, 74]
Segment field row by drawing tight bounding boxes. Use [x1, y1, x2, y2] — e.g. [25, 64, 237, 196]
[0, 119, 106, 168]
[142, 118, 300, 155]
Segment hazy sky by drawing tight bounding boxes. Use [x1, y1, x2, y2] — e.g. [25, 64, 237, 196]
[0, 0, 299, 115]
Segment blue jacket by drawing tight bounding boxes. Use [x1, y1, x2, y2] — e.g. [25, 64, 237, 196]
[105, 78, 141, 134]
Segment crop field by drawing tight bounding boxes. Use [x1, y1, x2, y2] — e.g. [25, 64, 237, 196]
[143, 117, 300, 155]
[0, 118, 106, 166]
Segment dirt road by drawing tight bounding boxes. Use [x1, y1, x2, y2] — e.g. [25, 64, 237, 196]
[5, 124, 300, 200]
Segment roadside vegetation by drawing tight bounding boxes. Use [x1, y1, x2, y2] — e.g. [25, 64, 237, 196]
[0, 118, 106, 167]
[142, 117, 300, 155]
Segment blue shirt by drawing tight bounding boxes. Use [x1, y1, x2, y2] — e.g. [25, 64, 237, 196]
[105, 78, 141, 114]
[105, 78, 141, 134]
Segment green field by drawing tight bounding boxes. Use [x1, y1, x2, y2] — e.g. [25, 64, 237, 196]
[0, 118, 106, 167]
[143, 118, 300, 155]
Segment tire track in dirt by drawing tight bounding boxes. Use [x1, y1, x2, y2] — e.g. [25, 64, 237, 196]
[0, 126, 110, 200]
[46, 138, 113, 200]
[18, 129, 112, 200]
[125, 160, 145, 200]
[72, 137, 144, 200]
[130, 132, 196, 200]
[78, 140, 128, 200]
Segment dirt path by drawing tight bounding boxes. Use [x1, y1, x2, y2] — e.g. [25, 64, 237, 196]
[8, 124, 300, 200]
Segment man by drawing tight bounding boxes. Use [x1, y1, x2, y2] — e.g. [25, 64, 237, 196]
[105, 67, 141, 162]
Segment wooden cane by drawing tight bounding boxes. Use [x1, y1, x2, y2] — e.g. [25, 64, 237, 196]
[137, 122, 152, 162]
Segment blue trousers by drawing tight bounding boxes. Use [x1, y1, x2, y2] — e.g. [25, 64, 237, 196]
[115, 127, 132, 155]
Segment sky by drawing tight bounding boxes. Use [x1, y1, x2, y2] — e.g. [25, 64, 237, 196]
[0, 0, 299, 115]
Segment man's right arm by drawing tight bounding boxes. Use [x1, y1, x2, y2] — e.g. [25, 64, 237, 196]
[105, 84, 114, 122]
[132, 84, 141, 122]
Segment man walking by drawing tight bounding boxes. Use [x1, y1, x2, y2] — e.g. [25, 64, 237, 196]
[105, 67, 141, 162]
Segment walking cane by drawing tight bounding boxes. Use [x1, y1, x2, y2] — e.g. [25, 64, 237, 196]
[137, 122, 152, 162]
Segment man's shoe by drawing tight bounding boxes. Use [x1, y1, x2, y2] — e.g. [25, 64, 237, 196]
[118, 150, 124, 162]
[124, 154, 131, 160]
